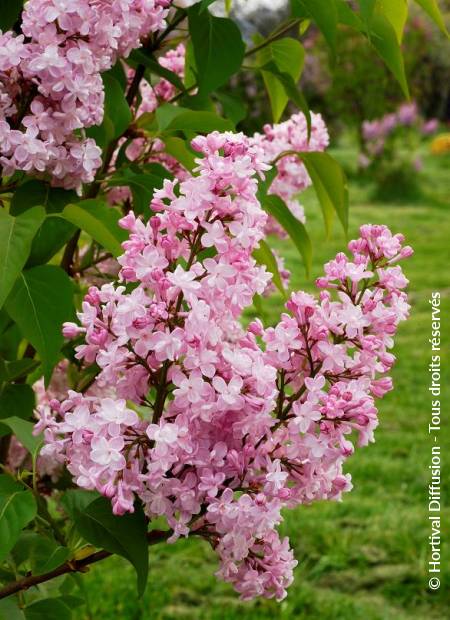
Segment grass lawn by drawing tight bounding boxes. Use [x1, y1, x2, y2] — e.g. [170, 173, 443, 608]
[74, 147, 450, 620]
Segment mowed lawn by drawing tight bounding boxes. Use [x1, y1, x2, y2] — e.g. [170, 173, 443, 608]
[74, 148, 450, 620]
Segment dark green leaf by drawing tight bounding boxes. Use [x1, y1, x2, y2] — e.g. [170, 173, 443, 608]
[62, 200, 127, 257]
[258, 37, 305, 123]
[0, 384, 35, 421]
[0, 207, 45, 309]
[24, 599, 72, 620]
[261, 195, 312, 276]
[130, 49, 185, 92]
[108, 169, 169, 215]
[188, 5, 245, 94]
[61, 489, 100, 519]
[103, 74, 132, 139]
[4, 266, 75, 384]
[291, 0, 338, 56]
[75, 497, 149, 597]
[300, 152, 349, 235]
[0, 0, 23, 31]
[253, 240, 287, 298]
[162, 110, 234, 134]
[215, 92, 247, 125]
[10, 182, 78, 267]
[0, 480, 37, 562]
[0, 358, 39, 383]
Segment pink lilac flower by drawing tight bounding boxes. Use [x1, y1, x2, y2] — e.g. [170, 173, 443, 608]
[38, 131, 412, 601]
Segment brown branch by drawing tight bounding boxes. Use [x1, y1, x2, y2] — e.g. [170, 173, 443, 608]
[0, 529, 170, 601]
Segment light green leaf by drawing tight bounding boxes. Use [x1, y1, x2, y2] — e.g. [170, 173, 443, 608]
[259, 61, 311, 136]
[291, 0, 338, 56]
[75, 497, 149, 597]
[376, 0, 408, 42]
[62, 200, 127, 257]
[0, 480, 37, 562]
[4, 266, 74, 384]
[414, 0, 448, 35]
[368, 12, 409, 97]
[0, 598, 25, 620]
[300, 152, 349, 235]
[258, 37, 305, 122]
[253, 240, 287, 298]
[261, 195, 312, 276]
[188, 5, 245, 94]
[163, 137, 197, 172]
[0, 417, 42, 455]
[0, 207, 45, 309]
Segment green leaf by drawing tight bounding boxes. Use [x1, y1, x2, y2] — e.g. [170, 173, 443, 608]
[0, 358, 39, 383]
[129, 49, 185, 92]
[0, 418, 42, 455]
[24, 599, 72, 620]
[215, 92, 247, 125]
[259, 61, 311, 136]
[414, 0, 448, 35]
[12, 531, 69, 575]
[253, 240, 287, 298]
[0, 598, 25, 620]
[103, 74, 132, 140]
[0, 384, 35, 421]
[258, 37, 305, 123]
[10, 182, 78, 267]
[368, 12, 409, 97]
[188, 5, 245, 94]
[358, 0, 377, 24]
[62, 200, 127, 257]
[291, 0, 338, 56]
[300, 152, 349, 235]
[31, 539, 69, 575]
[61, 489, 100, 519]
[4, 266, 75, 384]
[336, 0, 364, 30]
[10, 182, 78, 217]
[0, 207, 45, 309]
[375, 0, 408, 42]
[261, 195, 312, 276]
[199, 0, 217, 10]
[0, 0, 23, 31]
[162, 110, 234, 134]
[163, 137, 197, 172]
[0, 481, 37, 562]
[108, 169, 169, 215]
[75, 497, 149, 597]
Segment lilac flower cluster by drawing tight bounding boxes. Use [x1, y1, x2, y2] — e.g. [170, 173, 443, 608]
[37, 131, 412, 601]
[359, 102, 439, 169]
[251, 112, 329, 234]
[0, 0, 172, 189]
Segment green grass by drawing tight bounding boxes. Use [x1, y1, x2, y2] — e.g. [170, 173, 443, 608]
[74, 149, 450, 620]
